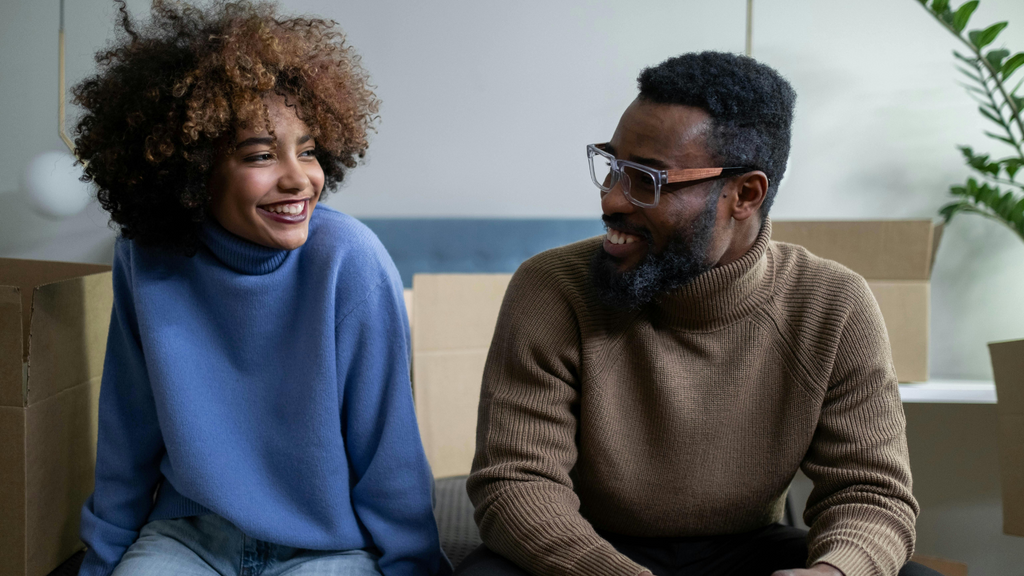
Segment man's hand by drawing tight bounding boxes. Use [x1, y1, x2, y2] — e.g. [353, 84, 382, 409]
[771, 563, 845, 576]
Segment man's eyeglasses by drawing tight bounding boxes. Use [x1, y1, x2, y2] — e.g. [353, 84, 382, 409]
[587, 143, 760, 208]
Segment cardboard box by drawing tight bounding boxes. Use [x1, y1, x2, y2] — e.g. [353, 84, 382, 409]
[988, 338, 1024, 537]
[772, 220, 943, 382]
[411, 274, 511, 478]
[0, 258, 112, 576]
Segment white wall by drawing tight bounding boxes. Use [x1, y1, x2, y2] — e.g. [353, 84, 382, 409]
[2, 0, 1024, 572]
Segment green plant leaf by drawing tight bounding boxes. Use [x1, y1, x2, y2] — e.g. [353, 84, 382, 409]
[1003, 53, 1024, 78]
[1010, 197, 1024, 224]
[997, 190, 1015, 212]
[957, 65, 985, 83]
[982, 184, 1000, 205]
[931, 0, 951, 14]
[981, 102, 1001, 115]
[985, 130, 1017, 145]
[952, 1, 980, 33]
[939, 200, 972, 222]
[1012, 95, 1024, 113]
[1004, 158, 1024, 179]
[950, 50, 974, 64]
[979, 105, 1006, 127]
[987, 49, 1011, 69]
[969, 22, 1009, 49]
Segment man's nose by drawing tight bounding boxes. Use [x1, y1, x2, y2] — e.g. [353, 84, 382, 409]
[601, 177, 636, 216]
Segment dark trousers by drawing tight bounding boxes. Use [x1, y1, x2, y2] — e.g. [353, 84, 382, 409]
[453, 524, 941, 576]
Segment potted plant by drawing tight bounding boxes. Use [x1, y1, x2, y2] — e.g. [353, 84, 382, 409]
[915, 0, 1024, 538]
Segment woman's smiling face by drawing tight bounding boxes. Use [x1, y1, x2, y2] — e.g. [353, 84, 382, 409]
[208, 94, 325, 250]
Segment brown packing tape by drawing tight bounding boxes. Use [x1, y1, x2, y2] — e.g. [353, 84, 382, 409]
[771, 220, 939, 280]
[867, 281, 929, 383]
[25, 379, 98, 576]
[0, 405, 27, 576]
[988, 338, 1024, 537]
[412, 274, 511, 354]
[0, 286, 23, 408]
[27, 273, 113, 406]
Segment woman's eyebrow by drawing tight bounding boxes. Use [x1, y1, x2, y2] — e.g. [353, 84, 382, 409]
[235, 136, 275, 149]
[298, 134, 312, 145]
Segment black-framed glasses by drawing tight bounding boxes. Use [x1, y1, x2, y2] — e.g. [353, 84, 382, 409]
[587, 142, 760, 208]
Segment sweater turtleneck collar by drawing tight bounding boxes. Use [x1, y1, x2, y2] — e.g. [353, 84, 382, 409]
[654, 218, 775, 329]
[199, 220, 290, 275]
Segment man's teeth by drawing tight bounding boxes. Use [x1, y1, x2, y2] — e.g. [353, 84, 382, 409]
[606, 230, 637, 245]
[263, 201, 304, 215]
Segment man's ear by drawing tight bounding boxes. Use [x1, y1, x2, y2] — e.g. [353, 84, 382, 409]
[730, 171, 769, 222]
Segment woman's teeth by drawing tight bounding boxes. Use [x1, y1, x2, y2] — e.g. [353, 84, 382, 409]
[606, 230, 637, 245]
[263, 201, 304, 215]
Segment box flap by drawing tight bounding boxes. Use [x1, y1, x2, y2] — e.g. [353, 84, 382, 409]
[411, 274, 512, 354]
[0, 287, 23, 407]
[990, 339, 1024, 414]
[0, 258, 111, 365]
[771, 220, 941, 280]
[988, 338, 1024, 537]
[26, 273, 113, 406]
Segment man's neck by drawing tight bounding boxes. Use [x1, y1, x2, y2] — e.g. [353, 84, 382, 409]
[713, 217, 765, 269]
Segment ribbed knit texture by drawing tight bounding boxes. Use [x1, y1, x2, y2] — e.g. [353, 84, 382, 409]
[468, 220, 918, 576]
[79, 207, 451, 576]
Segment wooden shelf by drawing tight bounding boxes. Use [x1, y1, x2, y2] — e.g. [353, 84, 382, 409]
[898, 379, 997, 404]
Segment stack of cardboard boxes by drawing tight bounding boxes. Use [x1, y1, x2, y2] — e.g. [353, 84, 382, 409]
[0, 259, 112, 576]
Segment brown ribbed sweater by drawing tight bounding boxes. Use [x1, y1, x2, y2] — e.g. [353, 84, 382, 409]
[467, 220, 919, 576]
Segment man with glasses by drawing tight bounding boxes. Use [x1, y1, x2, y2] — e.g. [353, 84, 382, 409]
[457, 52, 936, 576]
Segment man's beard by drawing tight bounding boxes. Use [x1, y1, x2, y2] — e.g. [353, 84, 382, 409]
[590, 192, 719, 310]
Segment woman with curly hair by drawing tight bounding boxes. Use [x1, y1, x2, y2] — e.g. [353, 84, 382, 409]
[73, 2, 450, 575]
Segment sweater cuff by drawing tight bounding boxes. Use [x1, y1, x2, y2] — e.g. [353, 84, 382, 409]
[568, 543, 649, 576]
[811, 544, 877, 576]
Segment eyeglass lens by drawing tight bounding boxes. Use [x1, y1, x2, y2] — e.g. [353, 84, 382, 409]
[621, 166, 658, 206]
[588, 146, 660, 207]
[590, 151, 616, 191]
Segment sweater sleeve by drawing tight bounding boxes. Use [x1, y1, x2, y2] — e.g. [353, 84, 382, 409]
[801, 277, 919, 576]
[337, 271, 452, 576]
[78, 242, 166, 576]
[467, 262, 649, 576]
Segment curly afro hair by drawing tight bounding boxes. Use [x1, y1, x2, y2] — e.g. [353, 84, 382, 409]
[73, 0, 379, 254]
[637, 51, 796, 217]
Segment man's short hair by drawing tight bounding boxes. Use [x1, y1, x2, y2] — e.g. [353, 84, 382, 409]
[637, 51, 796, 216]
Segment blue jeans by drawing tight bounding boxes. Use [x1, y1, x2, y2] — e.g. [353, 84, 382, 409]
[111, 514, 383, 576]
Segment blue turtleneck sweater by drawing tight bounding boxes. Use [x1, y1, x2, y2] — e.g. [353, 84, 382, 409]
[79, 206, 449, 576]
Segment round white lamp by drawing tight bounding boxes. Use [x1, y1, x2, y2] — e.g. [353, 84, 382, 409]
[21, 0, 92, 220]
[22, 150, 92, 219]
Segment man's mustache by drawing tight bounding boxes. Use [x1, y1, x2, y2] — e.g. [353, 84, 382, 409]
[601, 214, 654, 244]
